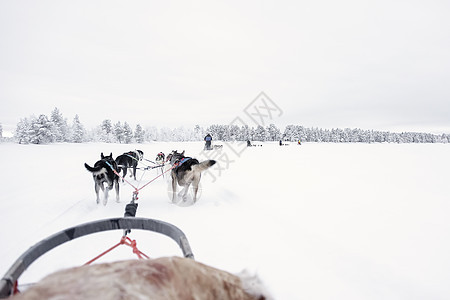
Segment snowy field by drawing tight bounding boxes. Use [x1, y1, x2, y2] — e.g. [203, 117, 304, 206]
[0, 141, 449, 299]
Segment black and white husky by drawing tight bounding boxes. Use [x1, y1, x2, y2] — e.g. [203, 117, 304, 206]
[167, 150, 216, 204]
[115, 150, 144, 181]
[155, 152, 166, 177]
[84, 153, 120, 205]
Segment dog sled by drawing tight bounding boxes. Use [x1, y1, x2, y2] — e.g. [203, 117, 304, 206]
[203, 142, 223, 151]
[0, 216, 270, 300]
[0, 217, 194, 298]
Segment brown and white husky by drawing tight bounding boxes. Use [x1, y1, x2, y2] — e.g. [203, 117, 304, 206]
[166, 150, 215, 204]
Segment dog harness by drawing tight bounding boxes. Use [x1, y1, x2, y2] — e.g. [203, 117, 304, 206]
[177, 157, 191, 167]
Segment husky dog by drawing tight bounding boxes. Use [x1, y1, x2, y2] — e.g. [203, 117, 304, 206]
[84, 153, 120, 205]
[115, 150, 144, 181]
[155, 152, 166, 176]
[156, 152, 165, 164]
[167, 150, 216, 204]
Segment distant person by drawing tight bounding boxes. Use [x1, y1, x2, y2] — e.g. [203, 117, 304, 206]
[279, 140, 283, 146]
[247, 140, 252, 147]
[204, 134, 212, 150]
[298, 139, 301, 145]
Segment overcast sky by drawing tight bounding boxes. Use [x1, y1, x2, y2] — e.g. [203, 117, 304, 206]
[1, 0, 449, 136]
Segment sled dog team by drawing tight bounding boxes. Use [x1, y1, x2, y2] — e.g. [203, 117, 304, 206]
[84, 149, 216, 205]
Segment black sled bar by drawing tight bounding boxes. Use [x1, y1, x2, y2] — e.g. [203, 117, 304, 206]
[0, 217, 194, 298]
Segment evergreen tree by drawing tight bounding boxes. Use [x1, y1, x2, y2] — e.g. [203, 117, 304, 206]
[194, 125, 204, 141]
[71, 114, 85, 143]
[254, 125, 266, 141]
[123, 122, 133, 143]
[159, 127, 173, 141]
[100, 119, 113, 142]
[266, 124, 281, 141]
[50, 107, 69, 142]
[134, 124, 145, 143]
[15, 118, 31, 144]
[114, 121, 124, 143]
[241, 125, 250, 140]
[30, 114, 55, 144]
[283, 125, 295, 141]
[145, 126, 158, 141]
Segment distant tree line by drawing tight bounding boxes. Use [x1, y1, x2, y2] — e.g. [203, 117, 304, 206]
[205, 124, 450, 143]
[14, 108, 86, 144]
[7, 108, 450, 144]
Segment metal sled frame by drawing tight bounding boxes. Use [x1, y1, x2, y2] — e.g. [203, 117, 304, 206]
[0, 217, 194, 298]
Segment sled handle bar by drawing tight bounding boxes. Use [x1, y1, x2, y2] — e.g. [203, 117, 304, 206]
[0, 217, 194, 298]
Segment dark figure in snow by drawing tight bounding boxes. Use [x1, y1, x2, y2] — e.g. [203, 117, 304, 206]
[247, 140, 252, 147]
[298, 139, 302, 145]
[279, 140, 283, 146]
[204, 134, 212, 150]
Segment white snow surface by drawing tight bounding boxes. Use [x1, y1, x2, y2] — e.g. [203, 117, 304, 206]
[0, 141, 449, 299]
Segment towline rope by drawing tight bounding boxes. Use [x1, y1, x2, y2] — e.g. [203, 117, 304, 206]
[124, 153, 159, 170]
[105, 160, 178, 199]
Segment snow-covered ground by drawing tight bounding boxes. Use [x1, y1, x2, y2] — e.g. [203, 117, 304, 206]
[0, 141, 449, 299]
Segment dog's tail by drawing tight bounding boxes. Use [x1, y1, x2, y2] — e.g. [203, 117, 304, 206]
[192, 160, 216, 172]
[84, 163, 104, 174]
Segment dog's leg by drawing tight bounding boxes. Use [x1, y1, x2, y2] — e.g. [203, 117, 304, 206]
[95, 182, 101, 204]
[98, 182, 107, 205]
[115, 178, 120, 202]
[103, 188, 109, 206]
[118, 168, 124, 182]
[103, 179, 117, 205]
[181, 183, 190, 202]
[192, 176, 200, 203]
[123, 167, 128, 180]
[171, 172, 177, 203]
[133, 166, 137, 180]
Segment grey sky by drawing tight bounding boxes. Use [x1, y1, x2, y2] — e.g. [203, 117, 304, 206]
[1, 0, 449, 136]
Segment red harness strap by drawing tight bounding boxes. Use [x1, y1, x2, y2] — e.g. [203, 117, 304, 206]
[84, 236, 149, 265]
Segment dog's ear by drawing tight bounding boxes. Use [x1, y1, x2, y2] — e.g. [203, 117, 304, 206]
[110, 152, 113, 158]
[101, 152, 105, 159]
[181, 150, 185, 156]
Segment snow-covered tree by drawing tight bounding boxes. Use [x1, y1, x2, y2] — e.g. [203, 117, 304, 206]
[50, 107, 69, 142]
[193, 125, 204, 141]
[266, 124, 281, 141]
[283, 125, 295, 141]
[15, 118, 31, 144]
[123, 122, 133, 143]
[145, 126, 158, 141]
[0, 123, 3, 139]
[100, 119, 113, 142]
[113, 121, 124, 143]
[206, 125, 221, 140]
[254, 125, 266, 141]
[228, 125, 240, 141]
[242, 126, 250, 141]
[134, 124, 145, 143]
[159, 127, 174, 141]
[29, 114, 55, 144]
[71, 114, 85, 143]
